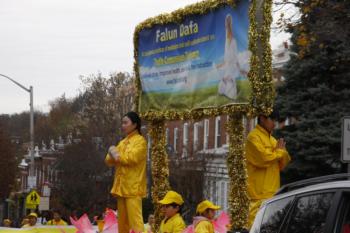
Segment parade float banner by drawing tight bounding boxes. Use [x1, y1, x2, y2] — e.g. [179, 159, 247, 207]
[134, 0, 274, 229]
[136, 1, 251, 113]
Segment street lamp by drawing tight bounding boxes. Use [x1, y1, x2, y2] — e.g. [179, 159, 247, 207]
[18, 158, 29, 169]
[0, 74, 35, 179]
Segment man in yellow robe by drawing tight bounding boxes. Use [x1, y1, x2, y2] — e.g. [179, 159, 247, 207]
[246, 112, 291, 228]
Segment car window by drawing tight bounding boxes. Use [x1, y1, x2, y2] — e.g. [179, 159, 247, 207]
[285, 192, 334, 233]
[341, 206, 350, 233]
[259, 197, 294, 233]
[250, 205, 266, 233]
[338, 195, 350, 233]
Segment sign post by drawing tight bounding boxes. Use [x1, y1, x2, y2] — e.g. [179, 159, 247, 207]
[341, 117, 350, 172]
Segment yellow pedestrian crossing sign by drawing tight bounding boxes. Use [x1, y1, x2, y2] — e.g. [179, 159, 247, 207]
[26, 190, 40, 209]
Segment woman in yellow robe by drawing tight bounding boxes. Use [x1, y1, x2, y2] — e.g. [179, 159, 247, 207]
[105, 111, 147, 233]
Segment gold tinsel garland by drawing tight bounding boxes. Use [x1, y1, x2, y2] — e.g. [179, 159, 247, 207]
[247, 0, 274, 116]
[226, 114, 249, 229]
[261, 0, 274, 115]
[142, 105, 249, 121]
[148, 120, 171, 232]
[247, 0, 259, 117]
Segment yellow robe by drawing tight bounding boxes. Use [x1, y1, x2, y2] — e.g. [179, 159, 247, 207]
[194, 220, 214, 233]
[160, 213, 186, 233]
[246, 124, 291, 227]
[47, 219, 68, 225]
[105, 131, 147, 232]
[105, 131, 147, 198]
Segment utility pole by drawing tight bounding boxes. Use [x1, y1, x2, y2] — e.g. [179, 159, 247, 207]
[0, 74, 35, 179]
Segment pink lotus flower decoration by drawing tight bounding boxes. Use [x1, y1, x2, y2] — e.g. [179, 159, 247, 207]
[70, 214, 95, 233]
[70, 210, 118, 233]
[212, 212, 230, 233]
[102, 210, 118, 233]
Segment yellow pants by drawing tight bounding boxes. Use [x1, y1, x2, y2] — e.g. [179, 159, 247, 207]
[247, 199, 265, 229]
[117, 197, 144, 233]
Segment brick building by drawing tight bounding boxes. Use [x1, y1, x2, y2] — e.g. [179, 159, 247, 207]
[164, 116, 254, 214]
[0, 140, 66, 226]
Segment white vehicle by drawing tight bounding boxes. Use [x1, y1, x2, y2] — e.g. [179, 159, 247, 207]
[250, 173, 350, 233]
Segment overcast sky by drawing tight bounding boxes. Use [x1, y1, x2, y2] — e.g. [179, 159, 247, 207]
[0, 0, 290, 114]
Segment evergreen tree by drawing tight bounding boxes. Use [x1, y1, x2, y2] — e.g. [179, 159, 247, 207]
[275, 0, 350, 182]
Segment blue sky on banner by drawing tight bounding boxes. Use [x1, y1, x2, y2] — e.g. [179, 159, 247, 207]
[138, 2, 249, 68]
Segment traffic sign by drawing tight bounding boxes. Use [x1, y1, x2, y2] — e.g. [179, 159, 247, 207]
[39, 197, 50, 211]
[26, 190, 41, 209]
[28, 176, 37, 189]
[26, 204, 37, 209]
[341, 117, 350, 162]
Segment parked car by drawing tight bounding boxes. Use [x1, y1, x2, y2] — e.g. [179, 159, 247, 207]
[250, 173, 350, 233]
